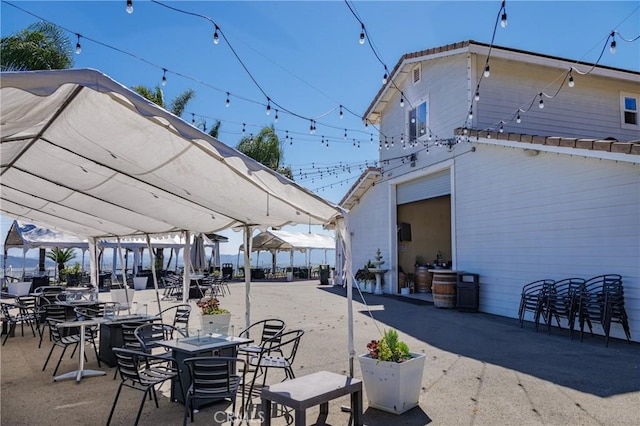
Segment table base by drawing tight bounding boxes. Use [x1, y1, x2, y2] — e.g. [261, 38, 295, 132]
[54, 369, 106, 383]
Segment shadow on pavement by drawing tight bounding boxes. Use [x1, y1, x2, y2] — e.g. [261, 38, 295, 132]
[319, 285, 640, 398]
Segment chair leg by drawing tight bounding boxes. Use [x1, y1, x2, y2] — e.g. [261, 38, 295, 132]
[107, 383, 124, 426]
[42, 344, 56, 371]
[134, 389, 150, 426]
[52, 346, 69, 376]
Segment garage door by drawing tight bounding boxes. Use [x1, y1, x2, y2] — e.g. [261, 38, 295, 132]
[397, 169, 450, 205]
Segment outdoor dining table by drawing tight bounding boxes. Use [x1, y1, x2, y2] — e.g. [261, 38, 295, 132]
[53, 317, 107, 383]
[157, 333, 252, 407]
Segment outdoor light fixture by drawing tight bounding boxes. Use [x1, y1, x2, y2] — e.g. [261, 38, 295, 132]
[538, 93, 545, 109]
[382, 71, 388, 85]
[360, 24, 365, 44]
[568, 71, 575, 87]
[484, 64, 490, 78]
[468, 107, 473, 120]
[475, 90, 480, 101]
[501, 12, 508, 28]
[225, 92, 230, 107]
[400, 93, 405, 108]
[214, 25, 220, 45]
[274, 110, 279, 122]
[516, 112, 521, 123]
[75, 34, 81, 54]
[340, 105, 344, 119]
[126, 0, 133, 14]
[161, 68, 167, 86]
[242, 123, 246, 134]
[266, 98, 271, 115]
[344, 129, 348, 140]
[609, 34, 616, 54]
[499, 122, 504, 133]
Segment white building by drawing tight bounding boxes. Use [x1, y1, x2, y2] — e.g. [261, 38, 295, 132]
[339, 41, 640, 342]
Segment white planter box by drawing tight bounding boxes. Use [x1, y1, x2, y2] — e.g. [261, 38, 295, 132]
[200, 313, 232, 335]
[7, 281, 31, 296]
[111, 288, 135, 309]
[133, 277, 147, 290]
[286, 271, 293, 282]
[358, 352, 426, 414]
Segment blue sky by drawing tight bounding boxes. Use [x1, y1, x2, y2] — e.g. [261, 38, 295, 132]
[1, 1, 639, 255]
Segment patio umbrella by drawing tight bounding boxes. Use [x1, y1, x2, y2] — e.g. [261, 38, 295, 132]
[190, 233, 207, 273]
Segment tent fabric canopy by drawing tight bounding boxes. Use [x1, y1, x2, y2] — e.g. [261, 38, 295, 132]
[3, 220, 226, 252]
[240, 230, 335, 253]
[0, 69, 342, 239]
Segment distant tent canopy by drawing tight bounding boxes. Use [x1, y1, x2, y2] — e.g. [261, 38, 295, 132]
[239, 230, 335, 254]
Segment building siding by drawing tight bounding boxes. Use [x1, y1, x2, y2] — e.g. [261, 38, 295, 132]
[454, 143, 640, 338]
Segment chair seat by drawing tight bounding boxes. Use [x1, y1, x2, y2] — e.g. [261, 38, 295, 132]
[238, 345, 262, 354]
[251, 355, 290, 369]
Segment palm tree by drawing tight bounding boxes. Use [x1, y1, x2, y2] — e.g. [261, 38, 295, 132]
[1, 21, 74, 71]
[237, 125, 293, 180]
[131, 85, 195, 117]
[46, 248, 76, 278]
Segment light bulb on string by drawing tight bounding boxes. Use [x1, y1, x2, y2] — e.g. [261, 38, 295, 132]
[400, 94, 405, 108]
[266, 98, 271, 115]
[501, 12, 507, 28]
[191, 113, 195, 125]
[484, 64, 490, 78]
[609, 32, 616, 54]
[339, 105, 343, 119]
[344, 129, 347, 140]
[75, 34, 82, 54]
[568, 70, 575, 87]
[499, 122, 504, 133]
[242, 123, 246, 135]
[475, 90, 480, 101]
[359, 24, 365, 45]
[516, 112, 521, 124]
[382, 70, 388, 85]
[161, 68, 167, 86]
[274, 110, 279, 123]
[126, 0, 133, 14]
[538, 93, 544, 109]
[214, 26, 220, 45]
[468, 107, 473, 120]
[225, 92, 230, 107]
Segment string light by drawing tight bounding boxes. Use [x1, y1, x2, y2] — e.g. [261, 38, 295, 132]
[213, 25, 220, 45]
[400, 93, 405, 108]
[538, 93, 544, 109]
[225, 92, 230, 107]
[499, 122, 504, 133]
[191, 113, 196, 125]
[161, 68, 167, 86]
[126, 0, 133, 14]
[75, 33, 81, 54]
[274, 109, 279, 122]
[609, 32, 616, 54]
[359, 23, 365, 45]
[468, 107, 473, 120]
[474, 89, 480, 101]
[339, 105, 343, 119]
[500, 1, 507, 28]
[266, 98, 271, 115]
[568, 70, 575, 87]
[242, 123, 246, 134]
[344, 129, 347, 140]
[484, 64, 490, 78]
[516, 112, 521, 124]
[382, 65, 388, 85]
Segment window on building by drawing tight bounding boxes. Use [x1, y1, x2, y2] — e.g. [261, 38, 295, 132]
[408, 101, 428, 141]
[621, 92, 638, 128]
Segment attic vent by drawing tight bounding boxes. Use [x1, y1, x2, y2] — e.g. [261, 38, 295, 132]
[413, 65, 421, 84]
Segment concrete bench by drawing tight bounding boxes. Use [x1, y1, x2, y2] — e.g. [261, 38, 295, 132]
[261, 370, 363, 426]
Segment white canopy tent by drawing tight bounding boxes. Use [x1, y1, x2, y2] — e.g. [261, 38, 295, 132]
[239, 230, 335, 276]
[1, 69, 357, 374]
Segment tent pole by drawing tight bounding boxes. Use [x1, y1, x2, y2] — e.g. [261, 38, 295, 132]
[146, 235, 162, 313]
[244, 225, 252, 330]
[183, 231, 190, 304]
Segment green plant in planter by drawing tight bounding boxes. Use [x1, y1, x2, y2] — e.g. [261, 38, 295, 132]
[366, 329, 411, 363]
[196, 298, 230, 315]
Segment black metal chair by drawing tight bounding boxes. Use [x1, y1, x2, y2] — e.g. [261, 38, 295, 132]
[518, 279, 555, 330]
[155, 304, 191, 337]
[38, 303, 69, 348]
[107, 347, 185, 426]
[182, 356, 246, 425]
[237, 319, 286, 359]
[1, 300, 38, 345]
[542, 278, 586, 333]
[246, 329, 304, 400]
[41, 318, 97, 376]
[134, 322, 185, 363]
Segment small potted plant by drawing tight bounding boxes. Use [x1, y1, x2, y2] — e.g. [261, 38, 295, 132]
[196, 298, 231, 334]
[358, 329, 426, 414]
[354, 260, 376, 293]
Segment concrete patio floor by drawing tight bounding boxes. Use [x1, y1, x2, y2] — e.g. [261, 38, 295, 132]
[1, 280, 638, 425]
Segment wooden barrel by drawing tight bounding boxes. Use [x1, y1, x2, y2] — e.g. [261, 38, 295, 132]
[414, 266, 432, 293]
[431, 270, 457, 308]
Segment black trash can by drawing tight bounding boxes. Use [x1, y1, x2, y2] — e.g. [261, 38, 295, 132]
[319, 265, 330, 285]
[457, 273, 479, 312]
